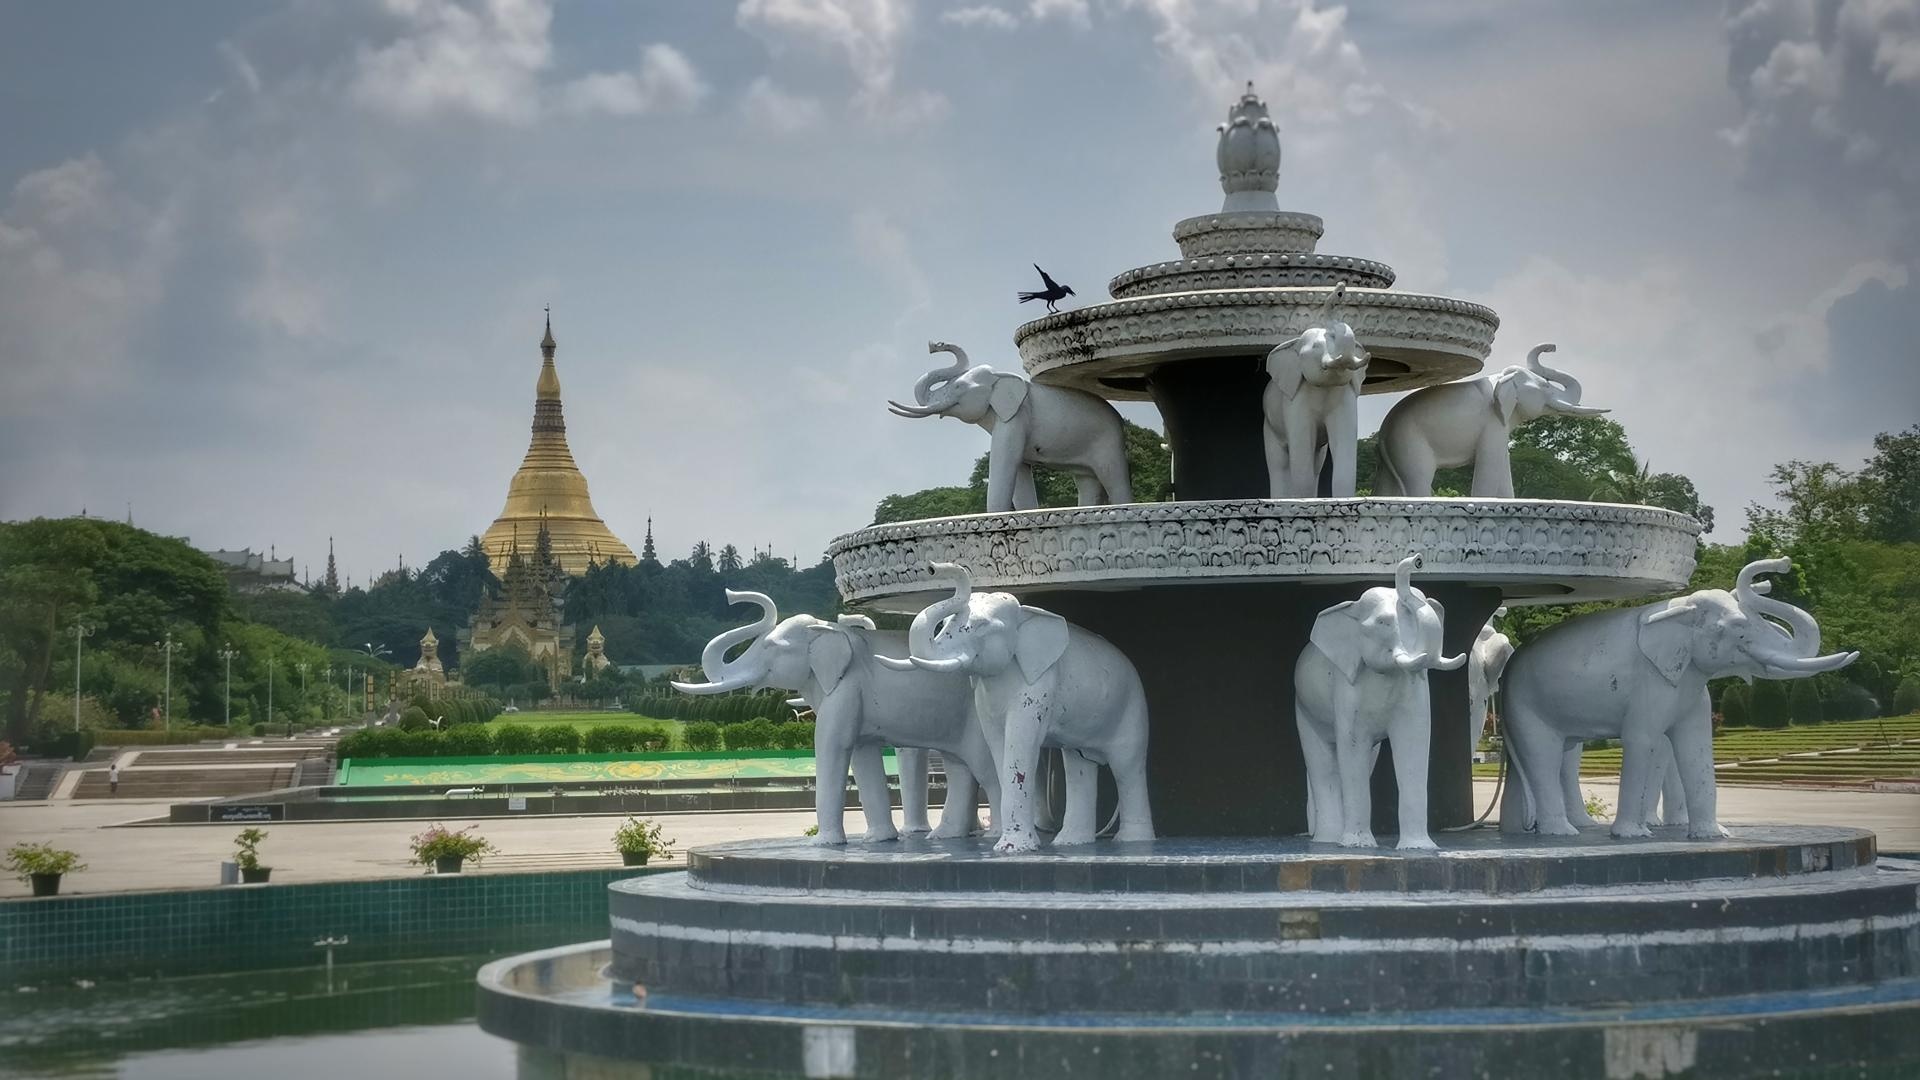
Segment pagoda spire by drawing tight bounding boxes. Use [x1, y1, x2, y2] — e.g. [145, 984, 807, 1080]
[477, 309, 638, 576]
[323, 537, 340, 595]
[641, 516, 659, 566]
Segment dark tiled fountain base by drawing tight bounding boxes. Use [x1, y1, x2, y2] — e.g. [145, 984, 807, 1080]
[479, 827, 1920, 1078]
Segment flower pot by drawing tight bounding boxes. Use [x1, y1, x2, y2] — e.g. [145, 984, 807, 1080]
[435, 855, 464, 874]
[240, 866, 272, 884]
[621, 850, 651, 867]
[29, 873, 62, 897]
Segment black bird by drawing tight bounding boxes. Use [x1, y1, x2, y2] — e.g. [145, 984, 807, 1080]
[1018, 265, 1075, 313]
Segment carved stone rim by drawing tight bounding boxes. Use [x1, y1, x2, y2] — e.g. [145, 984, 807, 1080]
[1172, 211, 1326, 239]
[1109, 252, 1397, 296]
[829, 498, 1702, 609]
[1012, 286, 1500, 349]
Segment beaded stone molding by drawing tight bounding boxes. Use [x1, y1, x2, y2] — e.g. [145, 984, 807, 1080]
[829, 499, 1701, 611]
[1013, 287, 1500, 397]
[1173, 212, 1325, 257]
[1108, 253, 1397, 298]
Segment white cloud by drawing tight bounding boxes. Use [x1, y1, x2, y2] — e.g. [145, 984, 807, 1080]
[849, 208, 931, 324]
[736, 0, 947, 125]
[740, 76, 826, 133]
[349, 0, 554, 124]
[941, 6, 1019, 30]
[1029, 0, 1090, 26]
[561, 44, 710, 117]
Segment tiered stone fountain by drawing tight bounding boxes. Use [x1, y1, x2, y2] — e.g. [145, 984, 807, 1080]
[478, 87, 1920, 1078]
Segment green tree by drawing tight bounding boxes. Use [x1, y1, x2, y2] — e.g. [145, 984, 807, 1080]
[1718, 682, 1750, 727]
[1859, 425, 1920, 544]
[1787, 679, 1824, 725]
[1894, 678, 1920, 716]
[1750, 680, 1791, 729]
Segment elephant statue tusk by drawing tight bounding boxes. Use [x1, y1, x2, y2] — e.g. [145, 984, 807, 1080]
[1434, 651, 1469, 671]
[872, 654, 917, 672]
[888, 399, 940, 418]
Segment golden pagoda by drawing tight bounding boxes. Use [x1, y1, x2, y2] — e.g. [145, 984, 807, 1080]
[479, 313, 636, 576]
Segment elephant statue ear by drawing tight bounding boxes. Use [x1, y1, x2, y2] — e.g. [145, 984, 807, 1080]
[1014, 606, 1070, 685]
[806, 624, 857, 696]
[1265, 339, 1305, 399]
[988, 374, 1030, 422]
[1492, 370, 1522, 426]
[1637, 600, 1699, 685]
[1309, 600, 1364, 684]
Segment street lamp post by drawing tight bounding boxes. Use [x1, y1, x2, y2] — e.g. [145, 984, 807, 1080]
[155, 632, 182, 734]
[217, 643, 237, 727]
[362, 643, 390, 719]
[69, 622, 93, 733]
[267, 656, 275, 734]
[322, 664, 335, 722]
[293, 661, 309, 738]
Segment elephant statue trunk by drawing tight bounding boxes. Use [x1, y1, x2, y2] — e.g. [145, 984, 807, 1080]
[905, 563, 972, 674]
[672, 590, 776, 694]
[1526, 344, 1607, 417]
[913, 342, 970, 406]
[1735, 559, 1821, 659]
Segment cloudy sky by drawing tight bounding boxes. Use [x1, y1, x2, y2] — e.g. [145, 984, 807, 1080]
[2, 0, 1916, 584]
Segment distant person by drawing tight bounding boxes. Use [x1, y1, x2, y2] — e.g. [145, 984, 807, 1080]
[107, 762, 120, 796]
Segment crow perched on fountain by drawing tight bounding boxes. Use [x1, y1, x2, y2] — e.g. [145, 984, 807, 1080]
[1018, 265, 1074, 313]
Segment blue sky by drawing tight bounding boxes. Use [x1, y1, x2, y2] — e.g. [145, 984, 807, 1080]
[2, 0, 1916, 584]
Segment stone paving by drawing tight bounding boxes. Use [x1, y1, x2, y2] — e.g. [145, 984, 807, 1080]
[1, 781, 1914, 899]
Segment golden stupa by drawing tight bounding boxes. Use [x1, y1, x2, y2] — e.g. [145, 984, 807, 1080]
[478, 314, 636, 576]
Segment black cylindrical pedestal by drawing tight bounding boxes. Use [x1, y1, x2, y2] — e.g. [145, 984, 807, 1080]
[1148, 360, 1270, 501]
[1044, 582, 1501, 837]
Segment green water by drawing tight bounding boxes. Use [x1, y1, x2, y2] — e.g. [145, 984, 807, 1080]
[0, 955, 511, 1080]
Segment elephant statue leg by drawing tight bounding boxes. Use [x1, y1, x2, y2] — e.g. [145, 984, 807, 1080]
[1652, 739, 1694, 828]
[1110, 706, 1155, 842]
[1475, 429, 1516, 498]
[1013, 464, 1039, 510]
[1297, 704, 1343, 842]
[1093, 455, 1132, 505]
[993, 708, 1050, 854]
[1561, 745, 1596, 828]
[1325, 398, 1360, 499]
[1666, 711, 1727, 839]
[1333, 691, 1378, 848]
[898, 747, 931, 834]
[812, 736, 856, 845]
[1611, 727, 1663, 839]
[850, 743, 900, 842]
[1504, 701, 1579, 836]
[928, 758, 983, 839]
[1054, 750, 1100, 846]
[1387, 703, 1435, 850]
[1263, 415, 1291, 499]
[1072, 472, 1105, 507]
[1286, 402, 1322, 499]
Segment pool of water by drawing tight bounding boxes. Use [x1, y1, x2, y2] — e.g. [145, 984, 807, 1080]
[0, 955, 513, 1080]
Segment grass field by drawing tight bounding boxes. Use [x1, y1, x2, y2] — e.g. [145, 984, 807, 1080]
[493, 710, 688, 746]
[1475, 713, 1920, 785]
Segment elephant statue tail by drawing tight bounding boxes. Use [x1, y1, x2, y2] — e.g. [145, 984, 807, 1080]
[1498, 745, 1534, 833]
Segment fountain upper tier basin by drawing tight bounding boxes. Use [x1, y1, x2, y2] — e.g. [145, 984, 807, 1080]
[1015, 285, 1499, 400]
[829, 498, 1700, 613]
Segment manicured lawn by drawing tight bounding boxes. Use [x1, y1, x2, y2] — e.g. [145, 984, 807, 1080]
[1475, 712, 1920, 784]
[493, 710, 686, 746]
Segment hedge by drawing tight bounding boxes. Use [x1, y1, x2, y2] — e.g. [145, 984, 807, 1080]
[1751, 679, 1791, 728]
[1894, 678, 1920, 717]
[92, 726, 233, 746]
[334, 720, 812, 759]
[1788, 679, 1824, 725]
[683, 721, 723, 751]
[1719, 682, 1750, 728]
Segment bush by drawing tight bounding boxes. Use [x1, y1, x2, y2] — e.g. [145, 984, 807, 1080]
[398, 705, 431, 732]
[723, 718, 778, 751]
[637, 725, 671, 752]
[534, 724, 581, 754]
[1895, 677, 1920, 717]
[409, 824, 495, 867]
[5, 842, 86, 882]
[493, 725, 539, 755]
[684, 721, 722, 751]
[92, 727, 229, 746]
[774, 721, 814, 751]
[440, 724, 496, 756]
[1823, 680, 1877, 722]
[1788, 679, 1824, 725]
[583, 725, 641, 754]
[1719, 682, 1750, 728]
[251, 723, 268, 736]
[1750, 680, 1791, 728]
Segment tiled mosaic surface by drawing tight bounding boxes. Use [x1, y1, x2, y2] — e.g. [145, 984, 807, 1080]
[0, 867, 661, 982]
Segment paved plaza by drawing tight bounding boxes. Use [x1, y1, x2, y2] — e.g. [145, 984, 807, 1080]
[3, 781, 1915, 899]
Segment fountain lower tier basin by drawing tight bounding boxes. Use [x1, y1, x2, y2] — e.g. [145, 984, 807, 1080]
[477, 830, 1920, 1079]
[830, 500, 1698, 835]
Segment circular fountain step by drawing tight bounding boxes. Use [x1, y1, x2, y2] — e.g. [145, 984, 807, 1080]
[607, 829, 1918, 1017]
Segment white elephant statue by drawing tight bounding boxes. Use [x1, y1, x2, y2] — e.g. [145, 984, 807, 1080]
[1294, 553, 1466, 850]
[1499, 558, 1857, 840]
[1264, 283, 1370, 498]
[888, 341, 1132, 513]
[879, 563, 1154, 854]
[1466, 607, 1513, 762]
[1374, 343, 1608, 498]
[672, 591, 999, 845]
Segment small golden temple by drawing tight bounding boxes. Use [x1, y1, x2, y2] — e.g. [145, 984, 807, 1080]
[479, 314, 636, 576]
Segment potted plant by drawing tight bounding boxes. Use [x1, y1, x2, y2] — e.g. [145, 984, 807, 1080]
[7, 842, 86, 897]
[612, 817, 675, 867]
[410, 823, 496, 874]
[234, 827, 272, 884]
